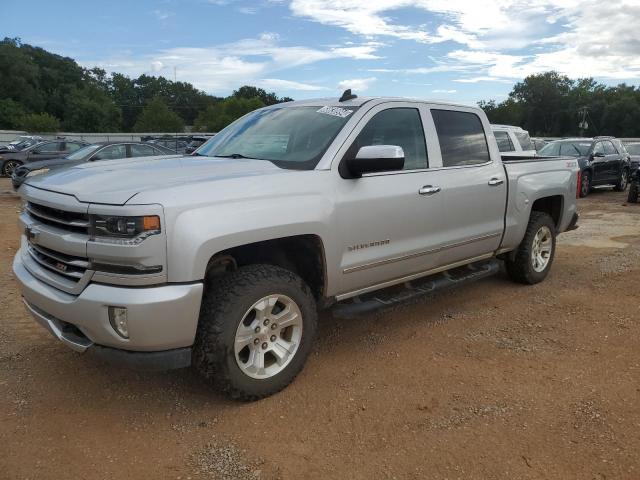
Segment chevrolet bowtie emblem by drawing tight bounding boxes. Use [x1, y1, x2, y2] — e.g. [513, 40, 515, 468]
[25, 226, 40, 243]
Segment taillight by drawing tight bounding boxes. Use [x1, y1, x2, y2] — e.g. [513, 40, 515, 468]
[576, 170, 582, 198]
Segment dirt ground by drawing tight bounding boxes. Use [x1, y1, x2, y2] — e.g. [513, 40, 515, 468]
[1, 177, 640, 480]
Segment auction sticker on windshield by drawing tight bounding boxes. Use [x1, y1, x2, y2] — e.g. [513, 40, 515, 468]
[317, 106, 353, 118]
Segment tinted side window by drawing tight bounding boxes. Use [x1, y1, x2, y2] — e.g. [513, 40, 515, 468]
[352, 108, 428, 170]
[593, 142, 605, 155]
[37, 142, 62, 153]
[560, 143, 579, 156]
[515, 131, 533, 150]
[66, 142, 84, 153]
[494, 131, 514, 152]
[130, 144, 156, 157]
[432, 110, 490, 167]
[540, 142, 561, 156]
[93, 145, 126, 161]
[603, 141, 617, 155]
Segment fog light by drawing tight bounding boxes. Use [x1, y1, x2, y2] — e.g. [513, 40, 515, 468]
[108, 306, 129, 339]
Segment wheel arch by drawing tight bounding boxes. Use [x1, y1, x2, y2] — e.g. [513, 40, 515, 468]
[203, 234, 329, 303]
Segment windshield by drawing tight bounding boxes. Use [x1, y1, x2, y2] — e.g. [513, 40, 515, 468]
[196, 105, 358, 169]
[9, 136, 30, 145]
[67, 144, 101, 160]
[539, 141, 591, 157]
[626, 143, 640, 155]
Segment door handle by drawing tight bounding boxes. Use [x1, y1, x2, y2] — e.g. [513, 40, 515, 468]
[419, 185, 441, 195]
[488, 178, 504, 186]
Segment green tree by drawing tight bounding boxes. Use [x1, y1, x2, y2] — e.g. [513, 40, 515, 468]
[194, 96, 264, 132]
[133, 96, 184, 132]
[21, 112, 60, 132]
[63, 86, 121, 132]
[0, 98, 26, 129]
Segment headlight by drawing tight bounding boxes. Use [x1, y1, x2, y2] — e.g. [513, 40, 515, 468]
[26, 168, 49, 177]
[90, 215, 161, 244]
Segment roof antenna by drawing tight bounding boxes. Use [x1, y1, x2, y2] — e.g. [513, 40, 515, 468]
[339, 89, 357, 102]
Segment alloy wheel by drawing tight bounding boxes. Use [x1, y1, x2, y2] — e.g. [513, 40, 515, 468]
[531, 226, 553, 273]
[234, 294, 303, 380]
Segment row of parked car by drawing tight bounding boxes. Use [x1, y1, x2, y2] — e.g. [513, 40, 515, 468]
[0, 134, 212, 177]
[490, 126, 640, 202]
[3, 129, 639, 202]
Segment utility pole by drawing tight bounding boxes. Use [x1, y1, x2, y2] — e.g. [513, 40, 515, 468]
[578, 106, 589, 136]
[173, 66, 177, 83]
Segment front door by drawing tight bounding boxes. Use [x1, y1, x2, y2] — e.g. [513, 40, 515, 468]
[334, 103, 446, 296]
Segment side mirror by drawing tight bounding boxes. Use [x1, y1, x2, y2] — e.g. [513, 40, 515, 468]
[592, 151, 605, 158]
[344, 145, 405, 178]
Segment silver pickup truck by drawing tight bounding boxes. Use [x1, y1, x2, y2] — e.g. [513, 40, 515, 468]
[12, 94, 580, 400]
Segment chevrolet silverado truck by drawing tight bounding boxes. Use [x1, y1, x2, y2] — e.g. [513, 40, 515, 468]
[13, 93, 580, 400]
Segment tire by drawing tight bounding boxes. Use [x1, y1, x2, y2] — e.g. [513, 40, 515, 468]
[614, 169, 629, 191]
[2, 160, 22, 177]
[628, 182, 639, 203]
[579, 171, 591, 198]
[506, 212, 557, 285]
[193, 264, 318, 401]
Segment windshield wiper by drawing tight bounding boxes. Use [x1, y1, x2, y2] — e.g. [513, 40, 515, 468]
[215, 153, 261, 160]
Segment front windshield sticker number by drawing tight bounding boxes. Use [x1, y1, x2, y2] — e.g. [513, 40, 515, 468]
[317, 106, 353, 118]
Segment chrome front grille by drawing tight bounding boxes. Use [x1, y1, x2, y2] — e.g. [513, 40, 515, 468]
[26, 242, 89, 281]
[21, 198, 93, 295]
[26, 202, 89, 234]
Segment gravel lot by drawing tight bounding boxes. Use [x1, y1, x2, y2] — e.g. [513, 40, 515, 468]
[1, 178, 640, 479]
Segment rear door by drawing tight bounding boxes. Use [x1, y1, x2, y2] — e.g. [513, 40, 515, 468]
[591, 141, 608, 183]
[427, 108, 506, 264]
[603, 140, 621, 180]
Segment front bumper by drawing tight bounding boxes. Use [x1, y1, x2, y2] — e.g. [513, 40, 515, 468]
[13, 251, 203, 370]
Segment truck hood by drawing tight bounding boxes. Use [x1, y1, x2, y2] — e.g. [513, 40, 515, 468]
[22, 155, 287, 205]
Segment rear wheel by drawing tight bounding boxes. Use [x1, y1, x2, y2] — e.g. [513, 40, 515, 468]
[2, 160, 22, 177]
[579, 171, 591, 198]
[614, 169, 629, 191]
[506, 212, 557, 285]
[193, 264, 317, 401]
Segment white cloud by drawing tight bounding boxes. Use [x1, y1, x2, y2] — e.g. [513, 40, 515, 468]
[152, 10, 173, 21]
[453, 76, 511, 83]
[432, 89, 456, 93]
[287, 0, 640, 80]
[338, 77, 377, 91]
[84, 34, 382, 94]
[258, 78, 330, 91]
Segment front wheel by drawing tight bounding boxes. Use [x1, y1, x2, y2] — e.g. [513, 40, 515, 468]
[506, 212, 557, 285]
[614, 169, 629, 191]
[193, 264, 318, 401]
[2, 160, 22, 177]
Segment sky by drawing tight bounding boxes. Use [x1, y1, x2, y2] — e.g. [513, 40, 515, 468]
[2, 0, 640, 104]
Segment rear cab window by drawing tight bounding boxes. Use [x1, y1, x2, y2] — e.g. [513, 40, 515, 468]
[431, 109, 490, 167]
[514, 131, 533, 151]
[494, 131, 515, 152]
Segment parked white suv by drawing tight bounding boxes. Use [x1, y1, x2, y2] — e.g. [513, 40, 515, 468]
[491, 125, 536, 157]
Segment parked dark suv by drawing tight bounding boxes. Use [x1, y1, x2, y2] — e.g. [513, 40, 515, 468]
[539, 137, 630, 197]
[0, 139, 88, 176]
